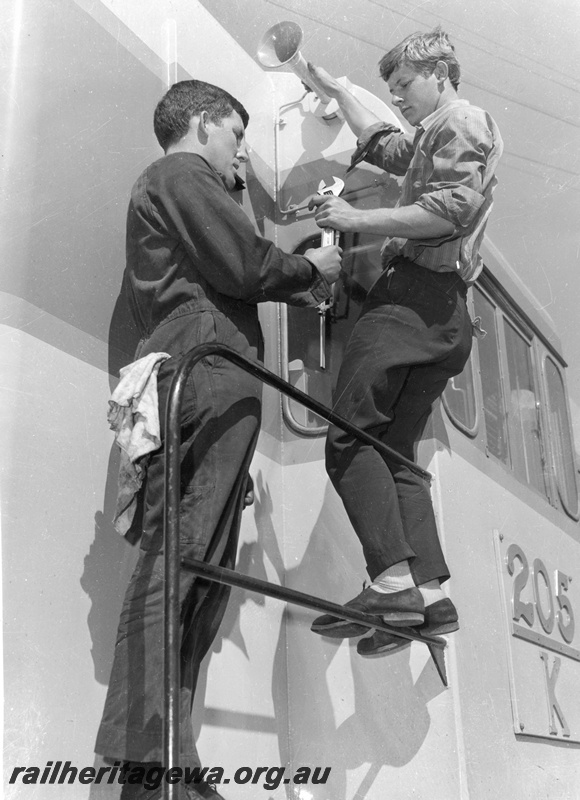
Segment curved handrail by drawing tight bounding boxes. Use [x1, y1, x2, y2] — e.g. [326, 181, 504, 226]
[163, 343, 439, 797]
[167, 344, 431, 480]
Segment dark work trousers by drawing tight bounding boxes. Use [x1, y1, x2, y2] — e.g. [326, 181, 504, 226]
[96, 308, 261, 768]
[326, 256, 472, 586]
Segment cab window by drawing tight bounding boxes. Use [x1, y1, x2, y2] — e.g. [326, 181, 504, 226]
[473, 286, 510, 462]
[545, 357, 579, 517]
[503, 320, 545, 494]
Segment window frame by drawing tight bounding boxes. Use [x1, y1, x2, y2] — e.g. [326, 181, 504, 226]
[542, 354, 580, 520]
[470, 272, 580, 517]
[501, 315, 549, 498]
[472, 279, 550, 500]
[441, 291, 480, 438]
[471, 282, 512, 465]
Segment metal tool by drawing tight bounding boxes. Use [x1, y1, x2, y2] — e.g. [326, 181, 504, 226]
[318, 177, 345, 246]
[317, 177, 344, 369]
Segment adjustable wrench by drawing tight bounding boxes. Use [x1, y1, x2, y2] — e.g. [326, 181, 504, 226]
[318, 177, 345, 246]
[317, 177, 344, 370]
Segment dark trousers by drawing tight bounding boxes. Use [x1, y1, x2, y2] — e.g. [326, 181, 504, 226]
[96, 311, 261, 768]
[326, 257, 472, 586]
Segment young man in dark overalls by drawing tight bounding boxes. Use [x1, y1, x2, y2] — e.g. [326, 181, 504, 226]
[95, 79, 341, 799]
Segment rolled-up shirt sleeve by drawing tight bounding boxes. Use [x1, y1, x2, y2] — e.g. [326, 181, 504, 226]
[414, 111, 494, 229]
[351, 122, 415, 176]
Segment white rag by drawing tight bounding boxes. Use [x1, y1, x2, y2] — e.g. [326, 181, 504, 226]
[108, 352, 171, 534]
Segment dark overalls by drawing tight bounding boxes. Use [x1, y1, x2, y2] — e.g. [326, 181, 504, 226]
[95, 152, 329, 768]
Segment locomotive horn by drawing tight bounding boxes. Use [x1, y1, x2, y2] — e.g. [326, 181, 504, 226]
[256, 21, 331, 104]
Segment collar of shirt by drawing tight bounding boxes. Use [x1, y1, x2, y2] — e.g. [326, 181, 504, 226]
[416, 99, 471, 136]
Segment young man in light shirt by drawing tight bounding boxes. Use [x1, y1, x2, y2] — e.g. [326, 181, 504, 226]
[308, 28, 503, 655]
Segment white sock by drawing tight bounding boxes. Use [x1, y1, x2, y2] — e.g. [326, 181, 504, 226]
[370, 561, 415, 594]
[418, 580, 445, 606]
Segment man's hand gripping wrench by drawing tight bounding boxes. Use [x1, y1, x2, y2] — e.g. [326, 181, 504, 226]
[317, 176, 344, 369]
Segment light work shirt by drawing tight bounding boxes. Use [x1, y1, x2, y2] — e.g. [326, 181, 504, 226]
[353, 100, 503, 285]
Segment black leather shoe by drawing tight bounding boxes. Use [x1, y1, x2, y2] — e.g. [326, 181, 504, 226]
[357, 626, 414, 656]
[357, 598, 459, 657]
[119, 771, 227, 800]
[311, 586, 424, 638]
[184, 780, 228, 800]
[417, 597, 459, 635]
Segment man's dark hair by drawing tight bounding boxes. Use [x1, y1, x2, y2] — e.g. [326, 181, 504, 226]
[153, 79, 250, 151]
[379, 28, 461, 91]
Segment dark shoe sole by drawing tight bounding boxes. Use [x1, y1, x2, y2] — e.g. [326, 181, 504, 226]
[310, 620, 377, 638]
[311, 609, 424, 638]
[357, 639, 411, 658]
[357, 618, 459, 658]
[382, 611, 425, 626]
[357, 627, 414, 657]
[358, 640, 411, 657]
[419, 620, 460, 636]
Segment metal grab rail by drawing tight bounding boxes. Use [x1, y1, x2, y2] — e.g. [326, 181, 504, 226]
[163, 343, 440, 797]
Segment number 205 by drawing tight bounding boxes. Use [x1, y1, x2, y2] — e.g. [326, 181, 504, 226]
[506, 544, 575, 645]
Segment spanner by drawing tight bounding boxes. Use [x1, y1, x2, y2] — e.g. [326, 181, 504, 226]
[316, 176, 344, 370]
[317, 176, 345, 246]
